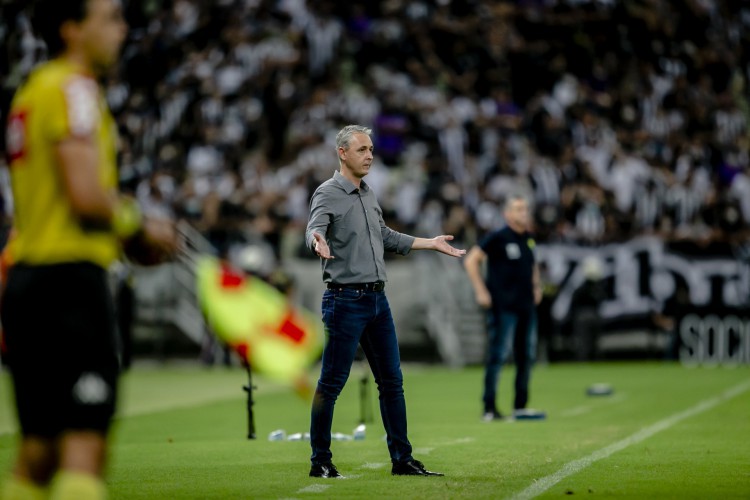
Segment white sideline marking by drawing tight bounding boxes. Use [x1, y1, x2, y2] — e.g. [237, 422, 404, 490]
[508, 380, 750, 500]
[297, 484, 332, 494]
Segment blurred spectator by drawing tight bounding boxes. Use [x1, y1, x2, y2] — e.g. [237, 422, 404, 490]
[652, 280, 692, 360]
[0, 0, 748, 262]
[566, 256, 606, 361]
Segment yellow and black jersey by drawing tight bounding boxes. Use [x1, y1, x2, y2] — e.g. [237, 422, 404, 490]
[5, 58, 119, 269]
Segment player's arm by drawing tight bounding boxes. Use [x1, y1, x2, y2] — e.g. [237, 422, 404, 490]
[52, 77, 125, 231]
[533, 263, 542, 305]
[57, 138, 147, 242]
[58, 139, 175, 259]
[53, 77, 175, 260]
[56, 138, 116, 223]
[305, 189, 334, 259]
[464, 245, 492, 308]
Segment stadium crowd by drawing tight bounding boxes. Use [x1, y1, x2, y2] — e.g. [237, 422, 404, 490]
[1, 0, 749, 262]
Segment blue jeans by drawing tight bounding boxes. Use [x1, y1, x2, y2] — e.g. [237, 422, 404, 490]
[310, 287, 412, 465]
[482, 306, 537, 412]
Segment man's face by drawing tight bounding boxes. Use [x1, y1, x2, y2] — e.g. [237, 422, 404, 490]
[79, 0, 127, 74]
[339, 133, 374, 180]
[504, 198, 529, 232]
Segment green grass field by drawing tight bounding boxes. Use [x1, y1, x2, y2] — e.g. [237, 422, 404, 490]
[1, 361, 749, 499]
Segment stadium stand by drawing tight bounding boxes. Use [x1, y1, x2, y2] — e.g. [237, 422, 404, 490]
[1, 0, 748, 362]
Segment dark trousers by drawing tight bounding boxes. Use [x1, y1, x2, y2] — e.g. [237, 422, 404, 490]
[310, 287, 413, 465]
[482, 305, 537, 412]
[1, 262, 119, 436]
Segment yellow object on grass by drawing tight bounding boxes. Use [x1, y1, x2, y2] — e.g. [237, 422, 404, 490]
[196, 257, 323, 385]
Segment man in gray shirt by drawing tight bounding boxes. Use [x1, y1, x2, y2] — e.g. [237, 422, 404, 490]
[305, 124, 465, 479]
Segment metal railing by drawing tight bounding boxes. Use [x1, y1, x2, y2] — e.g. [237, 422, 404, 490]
[131, 221, 216, 348]
[417, 253, 486, 367]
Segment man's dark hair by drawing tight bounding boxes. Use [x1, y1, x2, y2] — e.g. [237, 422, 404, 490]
[32, 0, 90, 56]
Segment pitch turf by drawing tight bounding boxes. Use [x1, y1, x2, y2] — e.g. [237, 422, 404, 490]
[1, 361, 748, 499]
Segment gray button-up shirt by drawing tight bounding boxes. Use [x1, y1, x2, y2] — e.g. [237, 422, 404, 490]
[305, 170, 414, 284]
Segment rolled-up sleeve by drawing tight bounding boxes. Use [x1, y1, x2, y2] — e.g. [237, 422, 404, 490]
[380, 218, 414, 256]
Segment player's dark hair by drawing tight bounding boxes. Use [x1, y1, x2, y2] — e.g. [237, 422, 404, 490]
[31, 0, 90, 56]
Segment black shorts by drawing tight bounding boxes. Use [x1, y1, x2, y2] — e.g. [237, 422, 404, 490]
[0, 262, 119, 437]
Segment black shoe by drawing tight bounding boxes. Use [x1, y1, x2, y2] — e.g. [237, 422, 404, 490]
[482, 410, 504, 422]
[391, 459, 444, 476]
[513, 408, 547, 420]
[309, 462, 343, 478]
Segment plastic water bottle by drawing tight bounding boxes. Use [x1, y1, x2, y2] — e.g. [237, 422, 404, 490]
[268, 429, 286, 441]
[331, 432, 353, 441]
[353, 424, 366, 441]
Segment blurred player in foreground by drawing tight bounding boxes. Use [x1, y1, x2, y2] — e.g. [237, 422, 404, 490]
[0, 1, 174, 499]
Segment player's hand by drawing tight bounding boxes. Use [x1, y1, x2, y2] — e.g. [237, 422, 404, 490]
[475, 288, 492, 309]
[534, 285, 543, 305]
[313, 232, 333, 260]
[121, 217, 177, 266]
[432, 235, 466, 258]
[142, 217, 178, 259]
[132, 217, 177, 265]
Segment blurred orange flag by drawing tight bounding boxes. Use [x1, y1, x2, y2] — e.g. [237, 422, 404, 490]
[196, 256, 323, 386]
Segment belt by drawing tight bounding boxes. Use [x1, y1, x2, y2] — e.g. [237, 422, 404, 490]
[327, 281, 385, 292]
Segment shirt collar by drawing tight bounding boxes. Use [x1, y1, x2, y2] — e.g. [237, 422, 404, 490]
[333, 170, 369, 194]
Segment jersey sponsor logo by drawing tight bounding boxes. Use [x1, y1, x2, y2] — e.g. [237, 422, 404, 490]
[63, 77, 99, 137]
[6, 110, 28, 162]
[72, 372, 111, 405]
[506, 242, 521, 259]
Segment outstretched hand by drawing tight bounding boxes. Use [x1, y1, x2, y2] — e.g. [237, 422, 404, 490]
[432, 235, 466, 258]
[313, 232, 334, 260]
